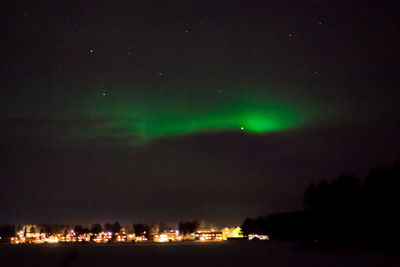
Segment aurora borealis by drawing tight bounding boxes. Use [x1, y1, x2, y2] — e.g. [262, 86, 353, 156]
[1, 0, 400, 226]
[83, 85, 303, 142]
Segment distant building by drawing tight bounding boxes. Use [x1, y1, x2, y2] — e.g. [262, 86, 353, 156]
[222, 227, 244, 240]
[195, 231, 223, 241]
[154, 231, 182, 242]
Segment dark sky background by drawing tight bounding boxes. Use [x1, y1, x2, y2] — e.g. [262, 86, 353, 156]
[1, 0, 399, 226]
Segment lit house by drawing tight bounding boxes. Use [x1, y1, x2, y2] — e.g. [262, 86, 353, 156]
[93, 232, 112, 243]
[222, 227, 244, 240]
[154, 231, 182, 242]
[194, 231, 223, 241]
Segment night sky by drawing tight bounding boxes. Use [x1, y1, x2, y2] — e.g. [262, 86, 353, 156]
[1, 0, 400, 226]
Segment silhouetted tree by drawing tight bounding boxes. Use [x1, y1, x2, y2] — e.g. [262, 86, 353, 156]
[159, 222, 167, 233]
[190, 221, 199, 233]
[304, 180, 331, 214]
[39, 224, 54, 234]
[363, 163, 400, 245]
[74, 225, 83, 234]
[111, 221, 121, 233]
[0, 225, 15, 241]
[178, 221, 199, 235]
[242, 216, 268, 236]
[40, 224, 71, 234]
[104, 223, 113, 232]
[91, 223, 102, 234]
[133, 223, 149, 238]
[243, 162, 400, 247]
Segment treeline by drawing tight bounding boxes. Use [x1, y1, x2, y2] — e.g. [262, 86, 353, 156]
[74, 222, 122, 235]
[0, 222, 123, 241]
[131, 221, 199, 238]
[0, 220, 200, 241]
[242, 162, 400, 247]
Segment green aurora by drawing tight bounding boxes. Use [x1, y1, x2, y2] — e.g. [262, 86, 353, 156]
[81, 84, 313, 142]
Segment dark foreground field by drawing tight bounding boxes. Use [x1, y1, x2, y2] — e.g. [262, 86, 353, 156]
[1, 241, 400, 267]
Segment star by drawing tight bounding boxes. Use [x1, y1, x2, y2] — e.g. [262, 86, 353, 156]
[89, 49, 94, 53]
[240, 126, 244, 130]
[158, 72, 163, 76]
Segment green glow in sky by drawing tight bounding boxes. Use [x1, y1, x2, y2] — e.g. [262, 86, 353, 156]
[82, 84, 307, 142]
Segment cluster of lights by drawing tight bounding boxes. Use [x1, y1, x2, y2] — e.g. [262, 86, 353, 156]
[134, 236, 147, 242]
[154, 231, 182, 242]
[10, 230, 90, 244]
[10, 229, 125, 244]
[92, 232, 113, 243]
[195, 231, 223, 241]
[9, 226, 266, 244]
[247, 234, 269, 241]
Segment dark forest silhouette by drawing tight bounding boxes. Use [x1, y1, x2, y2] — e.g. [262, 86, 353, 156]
[242, 162, 400, 247]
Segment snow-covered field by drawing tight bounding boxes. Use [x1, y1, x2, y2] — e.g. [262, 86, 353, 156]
[1, 241, 399, 267]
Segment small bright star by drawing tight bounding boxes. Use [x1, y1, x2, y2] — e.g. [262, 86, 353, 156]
[240, 127, 244, 130]
[89, 49, 94, 53]
[158, 72, 163, 76]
